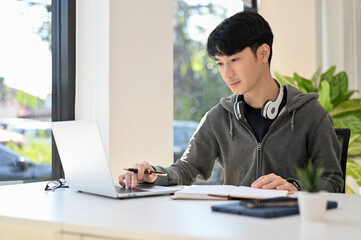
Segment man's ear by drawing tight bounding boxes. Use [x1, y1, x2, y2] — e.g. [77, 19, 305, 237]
[258, 44, 270, 64]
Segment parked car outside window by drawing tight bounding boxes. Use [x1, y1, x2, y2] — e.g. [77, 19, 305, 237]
[173, 120, 223, 184]
[173, 120, 199, 161]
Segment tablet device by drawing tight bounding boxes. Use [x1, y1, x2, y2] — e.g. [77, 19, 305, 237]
[238, 197, 298, 208]
[212, 200, 338, 218]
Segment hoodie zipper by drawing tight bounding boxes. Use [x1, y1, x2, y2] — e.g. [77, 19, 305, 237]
[237, 108, 289, 179]
[237, 119, 262, 178]
[257, 142, 262, 178]
[256, 109, 290, 177]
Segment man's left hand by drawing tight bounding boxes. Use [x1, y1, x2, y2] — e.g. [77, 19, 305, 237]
[251, 173, 298, 191]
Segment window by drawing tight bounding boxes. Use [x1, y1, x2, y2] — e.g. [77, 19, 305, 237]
[173, 0, 248, 184]
[0, 0, 75, 184]
[0, 0, 52, 183]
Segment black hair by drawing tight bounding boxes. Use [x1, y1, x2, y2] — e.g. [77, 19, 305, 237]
[207, 11, 274, 65]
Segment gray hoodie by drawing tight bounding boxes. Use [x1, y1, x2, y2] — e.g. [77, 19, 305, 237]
[154, 84, 343, 193]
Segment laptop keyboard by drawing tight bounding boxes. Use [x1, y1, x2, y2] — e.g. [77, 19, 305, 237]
[115, 186, 146, 193]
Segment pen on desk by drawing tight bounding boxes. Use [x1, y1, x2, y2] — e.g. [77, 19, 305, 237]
[124, 168, 167, 176]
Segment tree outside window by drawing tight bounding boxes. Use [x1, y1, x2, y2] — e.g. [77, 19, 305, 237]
[173, 0, 244, 183]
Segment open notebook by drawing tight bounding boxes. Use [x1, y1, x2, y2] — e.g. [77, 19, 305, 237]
[172, 185, 290, 200]
[52, 120, 180, 199]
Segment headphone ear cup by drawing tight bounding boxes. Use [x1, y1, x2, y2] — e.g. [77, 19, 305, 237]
[261, 100, 271, 119]
[266, 102, 279, 119]
[234, 101, 247, 120]
[262, 100, 279, 120]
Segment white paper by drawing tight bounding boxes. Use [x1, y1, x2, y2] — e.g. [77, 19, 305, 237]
[230, 186, 289, 199]
[173, 185, 289, 200]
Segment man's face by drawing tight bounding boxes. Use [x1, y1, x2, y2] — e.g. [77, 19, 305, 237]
[214, 47, 264, 96]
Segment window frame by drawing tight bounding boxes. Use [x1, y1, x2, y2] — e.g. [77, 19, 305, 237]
[243, 0, 258, 12]
[51, 0, 76, 179]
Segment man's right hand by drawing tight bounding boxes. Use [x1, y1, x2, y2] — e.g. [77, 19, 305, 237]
[118, 161, 158, 189]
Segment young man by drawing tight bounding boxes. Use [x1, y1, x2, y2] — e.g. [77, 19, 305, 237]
[118, 11, 344, 192]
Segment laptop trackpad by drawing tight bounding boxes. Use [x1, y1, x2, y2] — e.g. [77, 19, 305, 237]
[115, 186, 146, 193]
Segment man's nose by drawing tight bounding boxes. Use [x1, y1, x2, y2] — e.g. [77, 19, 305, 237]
[224, 64, 235, 78]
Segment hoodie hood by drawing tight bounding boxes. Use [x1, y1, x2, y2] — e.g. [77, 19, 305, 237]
[220, 84, 319, 139]
[220, 84, 318, 114]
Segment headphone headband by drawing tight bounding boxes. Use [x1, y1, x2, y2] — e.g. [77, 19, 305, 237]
[233, 95, 243, 121]
[233, 79, 284, 121]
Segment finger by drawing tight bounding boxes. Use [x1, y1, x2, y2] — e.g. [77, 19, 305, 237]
[137, 162, 149, 181]
[251, 174, 276, 188]
[251, 176, 265, 188]
[252, 174, 275, 185]
[125, 172, 132, 189]
[261, 178, 285, 189]
[139, 162, 156, 182]
[144, 173, 158, 183]
[276, 183, 297, 191]
[131, 172, 138, 189]
[118, 174, 126, 188]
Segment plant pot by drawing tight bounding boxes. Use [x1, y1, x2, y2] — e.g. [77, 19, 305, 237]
[297, 191, 327, 221]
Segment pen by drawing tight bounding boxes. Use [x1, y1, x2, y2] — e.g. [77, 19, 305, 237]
[124, 168, 167, 176]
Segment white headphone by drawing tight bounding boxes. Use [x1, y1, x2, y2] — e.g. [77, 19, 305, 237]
[233, 79, 284, 120]
[261, 80, 284, 120]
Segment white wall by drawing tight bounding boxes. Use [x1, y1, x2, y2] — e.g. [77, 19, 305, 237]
[76, 0, 173, 180]
[76, 0, 110, 155]
[108, 0, 173, 178]
[259, 0, 361, 95]
[259, 0, 318, 79]
[320, 0, 361, 96]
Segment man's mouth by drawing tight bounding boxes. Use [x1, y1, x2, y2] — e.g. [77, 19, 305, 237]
[228, 81, 240, 88]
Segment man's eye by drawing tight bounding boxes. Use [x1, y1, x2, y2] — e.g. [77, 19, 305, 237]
[216, 62, 223, 66]
[231, 58, 238, 62]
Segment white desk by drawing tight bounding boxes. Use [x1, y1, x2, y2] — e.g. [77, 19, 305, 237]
[0, 182, 361, 240]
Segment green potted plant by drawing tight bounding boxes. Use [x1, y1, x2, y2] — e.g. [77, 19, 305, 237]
[295, 160, 327, 221]
[275, 66, 361, 194]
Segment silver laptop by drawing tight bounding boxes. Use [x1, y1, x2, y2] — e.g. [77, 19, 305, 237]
[51, 120, 180, 198]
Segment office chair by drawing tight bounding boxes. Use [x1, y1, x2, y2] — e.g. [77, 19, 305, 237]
[335, 128, 351, 193]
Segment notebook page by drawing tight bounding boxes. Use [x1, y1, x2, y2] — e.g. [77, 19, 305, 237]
[230, 186, 289, 199]
[173, 185, 237, 199]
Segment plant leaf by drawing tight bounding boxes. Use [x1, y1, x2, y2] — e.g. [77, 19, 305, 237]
[349, 142, 361, 155]
[329, 71, 348, 106]
[318, 81, 333, 111]
[294, 73, 313, 93]
[320, 66, 336, 85]
[274, 71, 297, 86]
[333, 116, 361, 136]
[349, 134, 361, 145]
[346, 160, 361, 185]
[339, 90, 358, 103]
[311, 66, 322, 91]
[329, 99, 361, 117]
[295, 159, 324, 192]
[348, 134, 361, 156]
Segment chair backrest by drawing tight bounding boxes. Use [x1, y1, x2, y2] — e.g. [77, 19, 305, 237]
[334, 128, 351, 193]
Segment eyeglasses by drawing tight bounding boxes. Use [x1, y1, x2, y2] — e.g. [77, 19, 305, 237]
[44, 178, 68, 191]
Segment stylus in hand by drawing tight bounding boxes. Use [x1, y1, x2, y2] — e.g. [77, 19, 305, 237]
[124, 168, 167, 176]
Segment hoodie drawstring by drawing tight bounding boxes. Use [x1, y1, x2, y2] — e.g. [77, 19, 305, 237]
[291, 110, 296, 131]
[228, 112, 234, 140]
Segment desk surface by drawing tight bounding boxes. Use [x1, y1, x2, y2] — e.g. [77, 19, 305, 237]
[0, 182, 361, 240]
